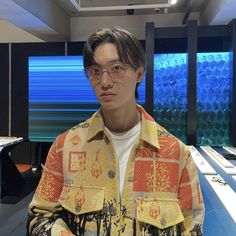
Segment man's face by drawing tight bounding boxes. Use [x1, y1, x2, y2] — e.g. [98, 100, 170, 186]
[88, 43, 143, 111]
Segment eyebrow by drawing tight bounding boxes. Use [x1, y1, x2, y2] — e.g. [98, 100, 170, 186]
[93, 59, 121, 66]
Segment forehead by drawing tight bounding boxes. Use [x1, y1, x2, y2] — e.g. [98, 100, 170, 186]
[93, 43, 119, 65]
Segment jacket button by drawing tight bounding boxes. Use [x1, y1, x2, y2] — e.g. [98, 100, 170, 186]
[108, 170, 115, 179]
[75, 205, 81, 212]
[110, 206, 117, 216]
[160, 218, 166, 227]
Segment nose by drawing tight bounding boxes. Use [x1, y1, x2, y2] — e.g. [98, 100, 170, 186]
[100, 70, 113, 88]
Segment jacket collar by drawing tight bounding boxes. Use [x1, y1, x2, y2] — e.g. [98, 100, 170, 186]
[87, 105, 160, 150]
[137, 105, 160, 150]
[87, 109, 104, 142]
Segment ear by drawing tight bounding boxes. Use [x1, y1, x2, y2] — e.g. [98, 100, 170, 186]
[136, 67, 144, 83]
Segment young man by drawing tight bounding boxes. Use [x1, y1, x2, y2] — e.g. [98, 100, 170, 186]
[27, 27, 204, 236]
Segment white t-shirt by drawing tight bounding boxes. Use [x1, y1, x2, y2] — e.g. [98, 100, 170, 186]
[105, 122, 141, 196]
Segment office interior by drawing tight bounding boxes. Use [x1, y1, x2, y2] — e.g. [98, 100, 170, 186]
[0, 0, 236, 235]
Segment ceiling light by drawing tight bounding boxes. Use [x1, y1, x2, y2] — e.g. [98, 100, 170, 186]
[170, 0, 177, 5]
[70, 0, 80, 11]
[70, 0, 173, 12]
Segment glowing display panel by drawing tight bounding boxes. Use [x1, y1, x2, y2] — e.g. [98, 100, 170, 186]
[197, 52, 231, 146]
[28, 56, 145, 142]
[154, 53, 188, 143]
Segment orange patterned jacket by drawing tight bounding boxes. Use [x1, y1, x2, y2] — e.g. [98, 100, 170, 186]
[27, 105, 204, 236]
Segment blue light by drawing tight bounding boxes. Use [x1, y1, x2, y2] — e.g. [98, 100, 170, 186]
[154, 53, 188, 143]
[28, 56, 145, 142]
[196, 52, 231, 146]
[153, 52, 231, 146]
[29, 53, 231, 146]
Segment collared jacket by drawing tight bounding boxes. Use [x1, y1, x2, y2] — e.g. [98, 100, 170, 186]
[27, 105, 204, 236]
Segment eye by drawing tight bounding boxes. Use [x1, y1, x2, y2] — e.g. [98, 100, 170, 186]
[92, 68, 101, 75]
[111, 64, 125, 73]
[88, 66, 101, 75]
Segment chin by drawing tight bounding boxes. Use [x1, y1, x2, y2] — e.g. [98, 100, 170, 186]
[101, 104, 116, 110]
[100, 101, 119, 110]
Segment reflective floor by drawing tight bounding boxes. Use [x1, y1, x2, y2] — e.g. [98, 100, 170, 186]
[0, 169, 41, 236]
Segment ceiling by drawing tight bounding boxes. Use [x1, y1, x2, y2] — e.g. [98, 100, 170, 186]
[0, 0, 236, 42]
[53, 0, 208, 17]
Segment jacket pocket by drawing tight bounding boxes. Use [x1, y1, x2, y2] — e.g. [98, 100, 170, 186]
[136, 197, 184, 229]
[58, 184, 105, 215]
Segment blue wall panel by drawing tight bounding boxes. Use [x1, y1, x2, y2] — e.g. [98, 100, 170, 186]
[153, 53, 188, 143]
[196, 52, 231, 146]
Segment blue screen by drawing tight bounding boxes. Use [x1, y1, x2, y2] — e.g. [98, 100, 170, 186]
[28, 56, 145, 142]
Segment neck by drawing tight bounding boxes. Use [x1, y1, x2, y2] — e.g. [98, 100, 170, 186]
[102, 106, 140, 133]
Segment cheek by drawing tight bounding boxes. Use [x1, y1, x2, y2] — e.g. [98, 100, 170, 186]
[124, 79, 137, 92]
[120, 82, 135, 93]
[119, 83, 137, 101]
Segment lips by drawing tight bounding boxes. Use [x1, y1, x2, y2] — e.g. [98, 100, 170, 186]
[100, 92, 116, 101]
[101, 92, 115, 96]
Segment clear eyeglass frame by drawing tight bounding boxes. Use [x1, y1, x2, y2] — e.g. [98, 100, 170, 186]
[86, 62, 133, 82]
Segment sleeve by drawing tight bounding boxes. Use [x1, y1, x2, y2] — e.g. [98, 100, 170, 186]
[27, 140, 75, 236]
[178, 145, 205, 236]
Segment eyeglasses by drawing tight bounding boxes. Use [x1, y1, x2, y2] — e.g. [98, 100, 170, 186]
[211, 176, 227, 186]
[86, 62, 132, 82]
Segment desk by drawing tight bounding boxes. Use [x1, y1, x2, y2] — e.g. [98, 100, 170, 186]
[0, 137, 25, 199]
[195, 147, 236, 236]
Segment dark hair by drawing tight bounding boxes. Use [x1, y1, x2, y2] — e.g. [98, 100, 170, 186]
[83, 27, 145, 98]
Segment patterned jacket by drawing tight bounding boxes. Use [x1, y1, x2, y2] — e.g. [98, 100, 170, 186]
[27, 105, 204, 236]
